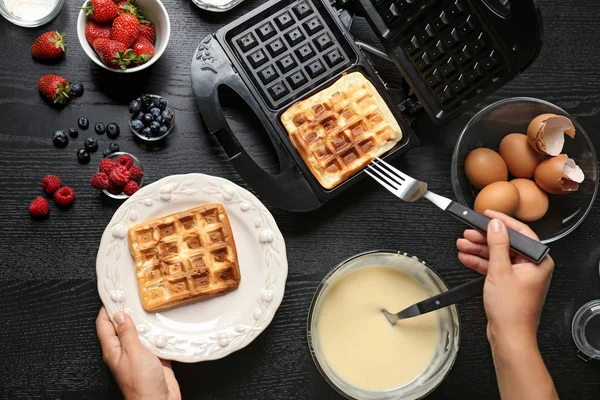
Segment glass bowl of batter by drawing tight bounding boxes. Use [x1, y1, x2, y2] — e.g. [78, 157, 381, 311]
[307, 250, 460, 400]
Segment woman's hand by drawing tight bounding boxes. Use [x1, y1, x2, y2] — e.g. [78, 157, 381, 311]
[96, 307, 181, 400]
[456, 210, 554, 347]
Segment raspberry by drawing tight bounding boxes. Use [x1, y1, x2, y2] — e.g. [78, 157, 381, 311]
[129, 165, 144, 182]
[29, 196, 49, 217]
[116, 154, 134, 170]
[99, 158, 117, 175]
[41, 175, 62, 194]
[123, 180, 139, 196]
[108, 182, 124, 195]
[109, 166, 131, 186]
[91, 172, 109, 190]
[54, 186, 75, 206]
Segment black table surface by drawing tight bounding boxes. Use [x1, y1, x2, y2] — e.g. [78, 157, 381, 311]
[1, 0, 600, 398]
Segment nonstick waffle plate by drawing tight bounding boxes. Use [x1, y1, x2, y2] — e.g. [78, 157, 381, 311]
[192, 0, 418, 211]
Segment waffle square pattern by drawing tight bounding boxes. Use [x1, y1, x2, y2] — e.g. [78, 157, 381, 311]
[280, 72, 403, 189]
[128, 203, 241, 312]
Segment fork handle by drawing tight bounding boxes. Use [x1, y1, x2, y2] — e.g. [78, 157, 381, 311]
[446, 202, 550, 264]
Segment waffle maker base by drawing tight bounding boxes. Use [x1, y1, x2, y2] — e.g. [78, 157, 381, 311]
[192, 0, 418, 212]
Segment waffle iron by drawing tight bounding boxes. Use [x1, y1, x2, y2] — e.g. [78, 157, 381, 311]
[191, 0, 543, 211]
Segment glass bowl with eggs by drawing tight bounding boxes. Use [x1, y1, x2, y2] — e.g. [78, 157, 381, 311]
[451, 97, 598, 243]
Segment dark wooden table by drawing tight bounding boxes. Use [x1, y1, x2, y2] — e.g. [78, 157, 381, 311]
[1, 0, 599, 398]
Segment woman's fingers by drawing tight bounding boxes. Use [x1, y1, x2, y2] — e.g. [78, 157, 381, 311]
[458, 251, 489, 275]
[464, 229, 488, 244]
[484, 210, 539, 241]
[96, 307, 122, 367]
[457, 238, 490, 259]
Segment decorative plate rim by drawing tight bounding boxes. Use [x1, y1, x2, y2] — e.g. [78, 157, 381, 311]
[96, 173, 288, 363]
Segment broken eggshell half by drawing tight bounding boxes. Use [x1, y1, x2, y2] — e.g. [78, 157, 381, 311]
[534, 154, 585, 195]
[527, 113, 576, 156]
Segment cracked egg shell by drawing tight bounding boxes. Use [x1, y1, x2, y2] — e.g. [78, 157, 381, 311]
[527, 113, 576, 156]
[534, 154, 585, 195]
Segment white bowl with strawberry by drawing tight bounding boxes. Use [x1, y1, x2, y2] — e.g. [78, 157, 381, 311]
[77, 0, 170, 72]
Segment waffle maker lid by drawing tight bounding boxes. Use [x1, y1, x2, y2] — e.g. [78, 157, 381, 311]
[191, 0, 543, 211]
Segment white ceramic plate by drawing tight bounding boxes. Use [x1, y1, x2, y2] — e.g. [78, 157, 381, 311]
[96, 174, 288, 362]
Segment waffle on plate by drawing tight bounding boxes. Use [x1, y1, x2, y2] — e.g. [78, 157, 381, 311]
[280, 72, 403, 189]
[128, 203, 241, 312]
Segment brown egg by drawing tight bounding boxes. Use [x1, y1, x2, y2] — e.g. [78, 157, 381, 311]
[510, 179, 549, 222]
[499, 134, 543, 178]
[465, 148, 508, 189]
[474, 181, 520, 216]
[527, 113, 576, 156]
[534, 154, 585, 194]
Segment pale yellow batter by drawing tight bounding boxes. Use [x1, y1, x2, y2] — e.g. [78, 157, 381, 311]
[316, 266, 440, 391]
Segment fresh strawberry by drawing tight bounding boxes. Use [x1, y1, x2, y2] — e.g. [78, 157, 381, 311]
[132, 36, 154, 63]
[93, 38, 137, 69]
[138, 23, 155, 44]
[85, 21, 111, 45]
[38, 74, 71, 105]
[111, 13, 140, 47]
[79, 0, 119, 22]
[116, 0, 149, 22]
[31, 31, 65, 59]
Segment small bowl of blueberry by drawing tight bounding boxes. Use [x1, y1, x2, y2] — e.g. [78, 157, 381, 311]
[129, 94, 175, 141]
[91, 152, 145, 200]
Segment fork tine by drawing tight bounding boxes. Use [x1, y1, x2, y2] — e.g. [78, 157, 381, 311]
[374, 157, 412, 181]
[369, 161, 405, 187]
[365, 169, 400, 194]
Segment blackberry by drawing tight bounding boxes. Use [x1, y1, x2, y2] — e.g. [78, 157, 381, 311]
[106, 122, 120, 139]
[84, 137, 98, 152]
[53, 130, 69, 148]
[78, 117, 89, 130]
[68, 128, 79, 138]
[94, 123, 106, 135]
[77, 148, 90, 164]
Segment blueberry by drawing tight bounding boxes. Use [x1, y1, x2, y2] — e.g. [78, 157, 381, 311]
[106, 122, 120, 139]
[141, 95, 154, 111]
[161, 109, 173, 123]
[95, 123, 106, 135]
[77, 148, 90, 164]
[150, 121, 161, 134]
[154, 115, 163, 124]
[135, 111, 145, 121]
[142, 113, 153, 126]
[103, 149, 113, 158]
[157, 97, 168, 111]
[131, 119, 144, 132]
[68, 128, 79, 138]
[150, 107, 161, 118]
[70, 83, 84, 97]
[142, 127, 151, 137]
[159, 126, 168, 135]
[53, 130, 69, 148]
[84, 137, 98, 152]
[78, 117, 89, 130]
[129, 99, 141, 114]
[108, 142, 120, 153]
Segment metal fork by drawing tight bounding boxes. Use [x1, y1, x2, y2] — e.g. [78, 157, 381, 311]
[366, 157, 549, 264]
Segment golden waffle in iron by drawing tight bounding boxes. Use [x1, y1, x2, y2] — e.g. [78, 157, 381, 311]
[280, 72, 403, 189]
[128, 203, 241, 312]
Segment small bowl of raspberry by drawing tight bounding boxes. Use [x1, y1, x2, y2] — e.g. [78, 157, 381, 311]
[91, 152, 144, 200]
